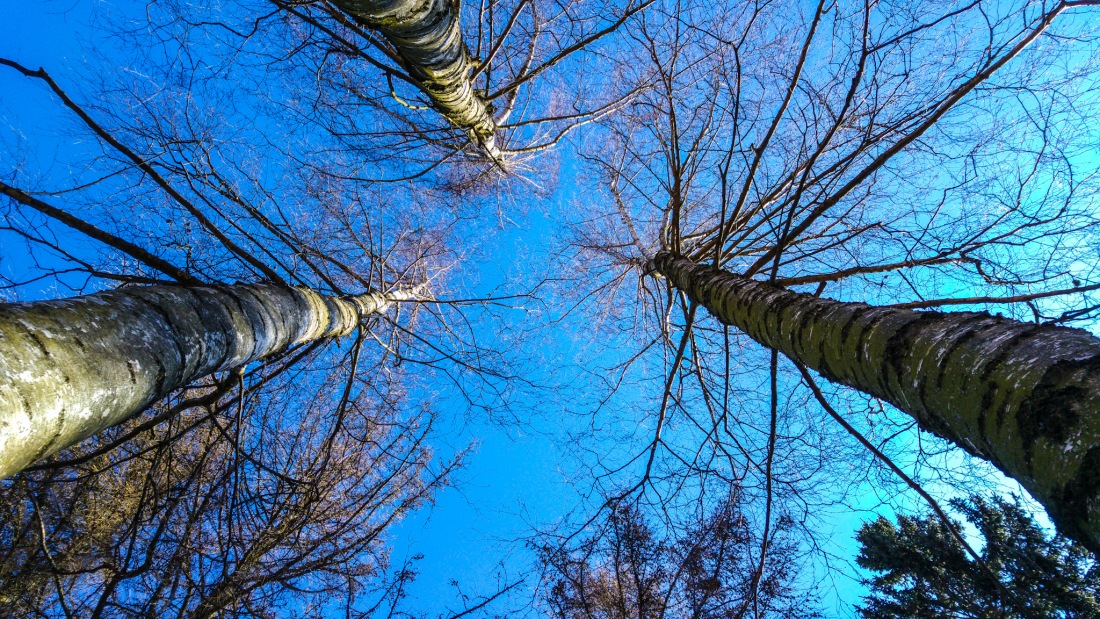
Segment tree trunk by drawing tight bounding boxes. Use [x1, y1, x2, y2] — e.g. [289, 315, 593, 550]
[333, 0, 501, 158]
[0, 283, 412, 478]
[653, 251, 1100, 553]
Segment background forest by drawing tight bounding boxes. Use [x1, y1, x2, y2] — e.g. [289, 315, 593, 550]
[3, 0, 1100, 617]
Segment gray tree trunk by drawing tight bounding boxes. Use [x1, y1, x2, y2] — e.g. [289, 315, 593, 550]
[653, 251, 1100, 553]
[333, 0, 500, 158]
[0, 283, 412, 478]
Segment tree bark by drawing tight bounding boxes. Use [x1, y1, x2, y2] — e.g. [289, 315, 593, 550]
[333, 0, 501, 158]
[653, 251, 1100, 553]
[0, 283, 412, 478]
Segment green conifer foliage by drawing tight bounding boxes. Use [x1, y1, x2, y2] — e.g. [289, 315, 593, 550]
[856, 497, 1100, 618]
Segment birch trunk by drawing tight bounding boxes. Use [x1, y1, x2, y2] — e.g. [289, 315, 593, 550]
[0, 283, 411, 478]
[653, 251, 1100, 553]
[333, 0, 501, 158]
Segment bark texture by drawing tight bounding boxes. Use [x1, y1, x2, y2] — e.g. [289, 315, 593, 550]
[333, 0, 500, 157]
[653, 251, 1100, 553]
[0, 284, 408, 478]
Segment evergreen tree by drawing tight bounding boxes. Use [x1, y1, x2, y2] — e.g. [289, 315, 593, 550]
[856, 496, 1100, 618]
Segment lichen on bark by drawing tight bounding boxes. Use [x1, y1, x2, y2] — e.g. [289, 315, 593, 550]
[653, 250, 1100, 554]
[0, 284, 408, 478]
[333, 0, 500, 157]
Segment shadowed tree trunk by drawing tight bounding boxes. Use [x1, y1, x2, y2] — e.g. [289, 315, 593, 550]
[652, 251, 1100, 554]
[332, 0, 500, 158]
[0, 283, 416, 478]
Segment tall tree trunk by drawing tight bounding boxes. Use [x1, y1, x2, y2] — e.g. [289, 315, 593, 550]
[0, 283, 413, 478]
[333, 0, 501, 158]
[653, 251, 1100, 553]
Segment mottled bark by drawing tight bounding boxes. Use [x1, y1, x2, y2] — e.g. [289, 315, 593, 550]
[0, 284, 412, 478]
[333, 0, 501, 157]
[653, 251, 1100, 553]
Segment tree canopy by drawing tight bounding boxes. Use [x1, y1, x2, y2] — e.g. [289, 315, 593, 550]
[3, 0, 1100, 616]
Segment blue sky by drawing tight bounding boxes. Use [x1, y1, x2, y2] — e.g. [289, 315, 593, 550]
[4, 1, 1097, 617]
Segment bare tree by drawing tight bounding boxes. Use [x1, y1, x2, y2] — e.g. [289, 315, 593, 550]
[251, 0, 654, 174]
[653, 250, 1100, 553]
[324, 0, 505, 157]
[552, 0, 1100, 606]
[0, 273, 418, 478]
[0, 18, 516, 613]
[10, 0, 1100, 613]
[536, 492, 819, 619]
[0, 345, 455, 617]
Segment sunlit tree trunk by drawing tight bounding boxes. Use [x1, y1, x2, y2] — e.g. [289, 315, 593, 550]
[333, 0, 500, 157]
[0, 284, 414, 478]
[653, 251, 1100, 553]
